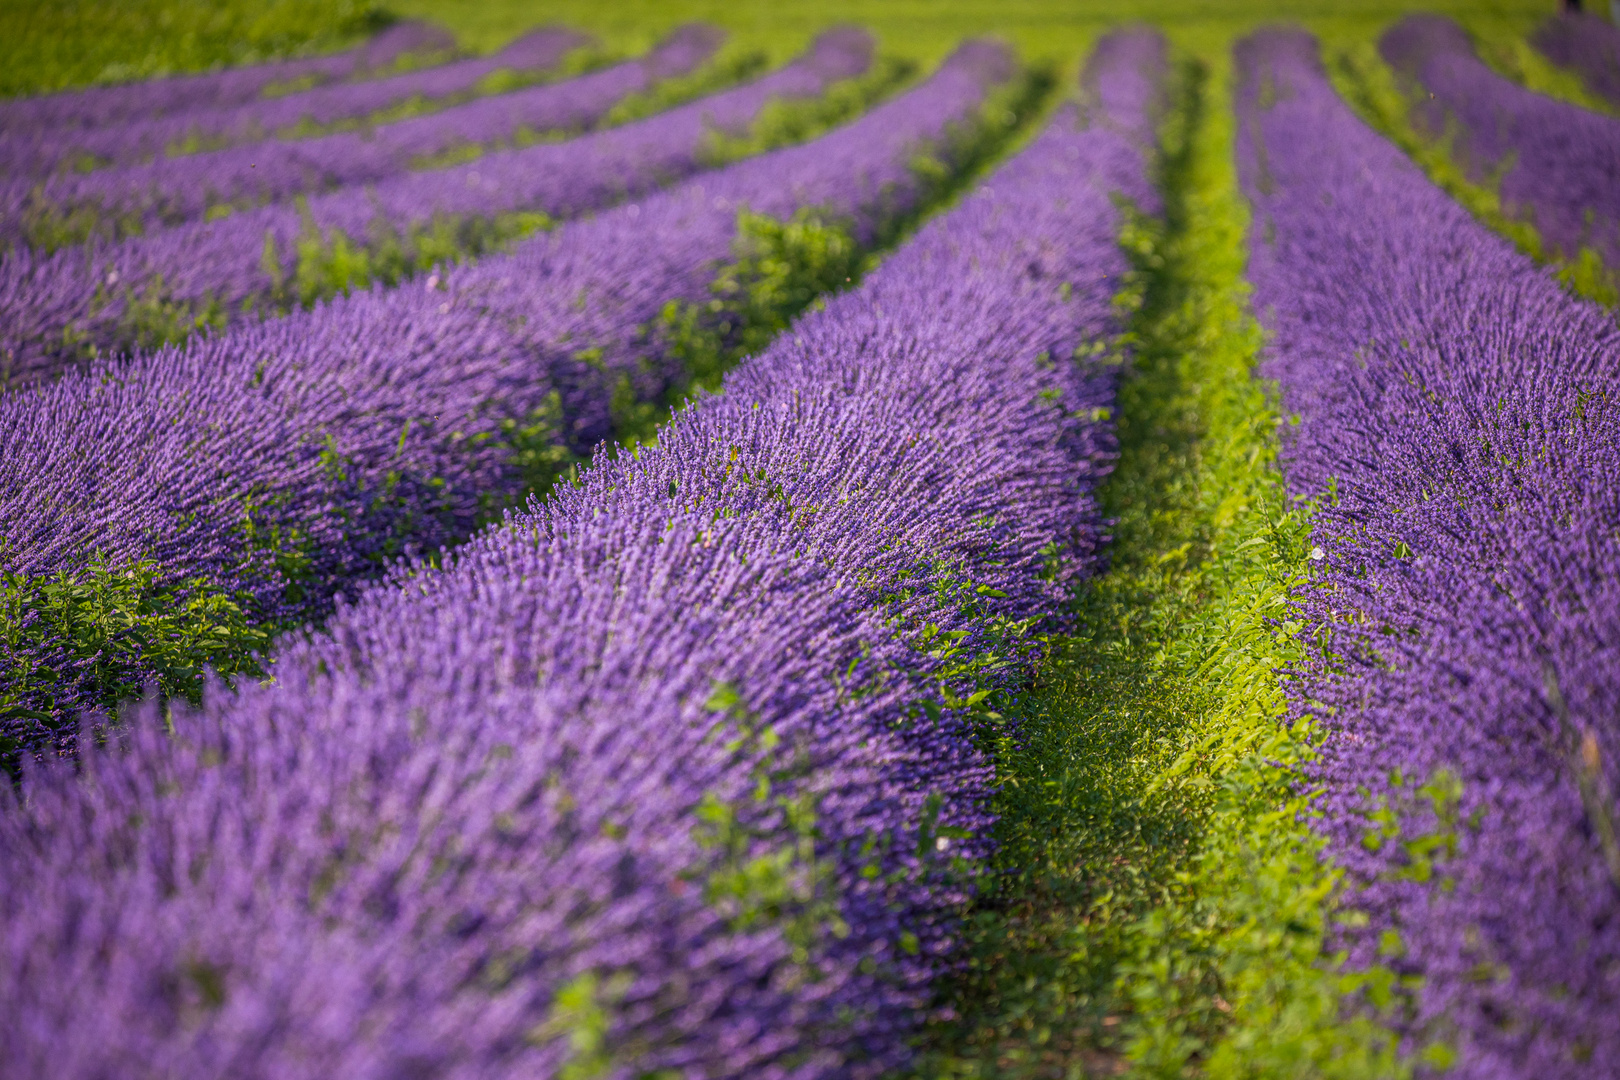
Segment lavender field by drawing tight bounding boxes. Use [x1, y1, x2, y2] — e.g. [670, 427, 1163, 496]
[0, 2, 1616, 1077]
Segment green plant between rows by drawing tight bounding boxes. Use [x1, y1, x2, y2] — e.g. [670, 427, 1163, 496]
[905, 48, 1419, 1080]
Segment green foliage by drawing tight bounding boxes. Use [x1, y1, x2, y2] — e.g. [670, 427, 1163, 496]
[907, 52, 1413, 1079]
[1325, 37, 1620, 307]
[289, 207, 555, 304]
[0, 558, 271, 759]
[527, 970, 638, 1080]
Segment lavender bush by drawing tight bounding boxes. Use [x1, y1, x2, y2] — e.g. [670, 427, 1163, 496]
[0, 20, 453, 138]
[1532, 10, 1620, 109]
[0, 39, 1018, 756]
[0, 27, 877, 387]
[1237, 28, 1620, 1077]
[1, 24, 723, 245]
[0, 32, 1162, 1075]
[0, 26, 590, 179]
[1381, 14, 1620, 281]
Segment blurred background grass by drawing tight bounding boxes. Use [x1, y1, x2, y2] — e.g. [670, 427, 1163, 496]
[0, 0, 1559, 97]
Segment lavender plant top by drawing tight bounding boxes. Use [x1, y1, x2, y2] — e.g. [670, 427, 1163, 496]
[0, 26, 590, 180]
[0, 30, 1165, 1076]
[0, 20, 453, 138]
[1532, 10, 1620, 109]
[0, 38, 1009, 752]
[0, 24, 723, 243]
[1381, 14, 1620, 275]
[1237, 28, 1620, 1078]
[0, 27, 874, 388]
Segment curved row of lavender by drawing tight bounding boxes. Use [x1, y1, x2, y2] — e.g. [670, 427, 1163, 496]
[1237, 29, 1620, 1078]
[1532, 10, 1620, 109]
[0, 27, 875, 388]
[2, 24, 724, 246]
[0, 40, 1008, 754]
[0, 26, 591, 180]
[1381, 14, 1620, 279]
[0, 20, 453, 138]
[0, 30, 1163, 1075]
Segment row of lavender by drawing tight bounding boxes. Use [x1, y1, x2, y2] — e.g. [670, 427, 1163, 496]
[0, 27, 876, 388]
[0, 31, 1163, 1079]
[1238, 30, 1620, 1079]
[0, 39, 1004, 756]
[0, 26, 589, 179]
[0, 24, 725, 246]
[1380, 14, 1620, 282]
[0, 19, 456, 136]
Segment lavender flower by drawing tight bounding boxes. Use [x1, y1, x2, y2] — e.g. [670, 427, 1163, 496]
[0, 26, 590, 179]
[1237, 28, 1620, 1077]
[0, 31, 1164, 1077]
[0, 27, 875, 387]
[0, 20, 453, 138]
[1381, 14, 1620, 278]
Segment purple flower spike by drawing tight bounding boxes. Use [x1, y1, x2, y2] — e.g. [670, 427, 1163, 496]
[1236, 27, 1620, 1078]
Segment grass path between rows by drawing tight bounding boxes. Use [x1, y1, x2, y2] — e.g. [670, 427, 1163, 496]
[907, 43, 1425, 1080]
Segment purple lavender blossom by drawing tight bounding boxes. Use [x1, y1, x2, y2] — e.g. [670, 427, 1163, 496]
[0, 27, 874, 387]
[1, 24, 723, 242]
[0, 26, 590, 179]
[1381, 14, 1620, 276]
[0, 39, 1009, 749]
[1237, 28, 1620, 1077]
[0, 20, 454, 137]
[0, 31, 1164, 1076]
[1532, 10, 1620, 109]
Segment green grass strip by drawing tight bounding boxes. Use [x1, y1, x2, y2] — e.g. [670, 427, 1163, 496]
[906, 48, 1422, 1080]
